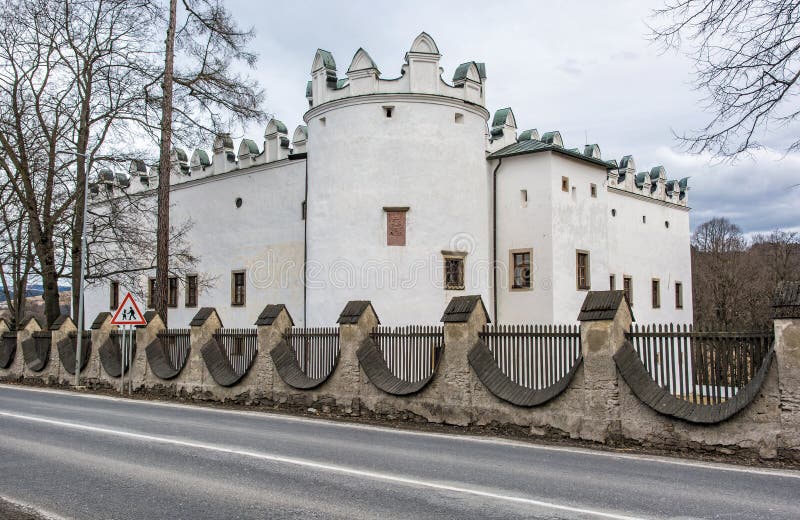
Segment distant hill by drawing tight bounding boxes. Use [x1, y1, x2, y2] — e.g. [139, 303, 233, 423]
[0, 285, 71, 302]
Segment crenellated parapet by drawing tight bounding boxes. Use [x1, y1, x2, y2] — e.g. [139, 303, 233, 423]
[307, 32, 487, 110]
[88, 118, 308, 199]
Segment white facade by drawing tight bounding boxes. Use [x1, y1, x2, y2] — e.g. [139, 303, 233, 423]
[83, 32, 693, 327]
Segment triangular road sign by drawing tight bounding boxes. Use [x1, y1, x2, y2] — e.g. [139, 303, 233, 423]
[110, 292, 147, 325]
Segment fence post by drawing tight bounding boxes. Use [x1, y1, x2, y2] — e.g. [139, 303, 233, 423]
[255, 304, 294, 403]
[577, 290, 632, 443]
[184, 307, 222, 397]
[89, 312, 114, 387]
[772, 281, 800, 462]
[140, 312, 166, 391]
[435, 295, 490, 426]
[332, 301, 379, 414]
[0, 317, 24, 381]
[50, 315, 76, 385]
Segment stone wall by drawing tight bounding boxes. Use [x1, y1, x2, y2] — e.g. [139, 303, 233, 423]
[1, 292, 798, 462]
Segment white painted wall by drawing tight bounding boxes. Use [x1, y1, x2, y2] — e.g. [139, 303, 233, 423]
[304, 96, 492, 325]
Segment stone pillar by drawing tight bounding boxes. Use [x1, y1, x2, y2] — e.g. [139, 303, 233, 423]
[324, 301, 379, 414]
[253, 304, 294, 404]
[51, 315, 77, 385]
[18, 316, 43, 380]
[90, 312, 115, 387]
[577, 291, 632, 443]
[181, 307, 222, 397]
[772, 281, 800, 461]
[140, 312, 166, 390]
[0, 318, 23, 381]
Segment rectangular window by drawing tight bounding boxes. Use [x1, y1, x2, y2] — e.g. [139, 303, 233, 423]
[168, 277, 178, 308]
[576, 251, 590, 290]
[384, 207, 408, 246]
[147, 278, 156, 308]
[110, 281, 119, 310]
[590, 183, 597, 198]
[675, 282, 683, 309]
[509, 249, 532, 290]
[231, 270, 246, 306]
[652, 279, 661, 309]
[186, 275, 198, 308]
[520, 189, 528, 207]
[609, 274, 616, 291]
[623, 276, 633, 307]
[442, 253, 465, 290]
[561, 176, 569, 192]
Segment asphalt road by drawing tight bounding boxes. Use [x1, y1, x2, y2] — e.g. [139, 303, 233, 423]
[0, 385, 798, 520]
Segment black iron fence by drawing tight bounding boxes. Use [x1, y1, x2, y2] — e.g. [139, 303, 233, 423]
[626, 324, 774, 404]
[479, 324, 582, 389]
[157, 329, 191, 371]
[284, 327, 339, 379]
[369, 325, 444, 383]
[213, 328, 258, 376]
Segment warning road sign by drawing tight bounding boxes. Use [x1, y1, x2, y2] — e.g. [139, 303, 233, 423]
[110, 292, 147, 326]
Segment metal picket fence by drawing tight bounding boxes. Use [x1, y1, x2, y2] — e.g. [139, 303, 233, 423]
[369, 325, 444, 382]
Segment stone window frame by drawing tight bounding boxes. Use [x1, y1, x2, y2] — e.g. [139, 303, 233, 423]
[441, 250, 466, 291]
[509, 248, 533, 291]
[231, 269, 247, 307]
[185, 274, 198, 308]
[576, 250, 591, 290]
[652, 278, 661, 309]
[167, 276, 179, 308]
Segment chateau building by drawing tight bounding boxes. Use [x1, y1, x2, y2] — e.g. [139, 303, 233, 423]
[84, 32, 693, 327]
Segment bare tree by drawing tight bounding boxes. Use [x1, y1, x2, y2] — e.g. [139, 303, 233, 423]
[652, 0, 800, 157]
[0, 176, 35, 328]
[149, 0, 266, 324]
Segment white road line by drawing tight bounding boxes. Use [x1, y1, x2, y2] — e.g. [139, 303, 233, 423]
[0, 410, 643, 520]
[2, 384, 799, 481]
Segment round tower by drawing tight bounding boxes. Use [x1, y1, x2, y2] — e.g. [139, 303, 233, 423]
[303, 33, 492, 325]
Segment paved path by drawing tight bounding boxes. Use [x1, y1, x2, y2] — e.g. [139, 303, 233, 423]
[0, 385, 798, 519]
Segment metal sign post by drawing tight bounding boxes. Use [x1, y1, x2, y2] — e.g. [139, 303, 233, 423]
[110, 292, 147, 396]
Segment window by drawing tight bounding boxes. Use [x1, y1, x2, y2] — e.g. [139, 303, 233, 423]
[319, 116, 326, 127]
[576, 251, 590, 290]
[609, 274, 616, 291]
[442, 252, 465, 290]
[675, 282, 683, 309]
[383, 106, 394, 118]
[611, 208, 617, 217]
[231, 270, 246, 306]
[642, 215, 647, 224]
[384, 207, 408, 246]
[561, 176, 569, 192]
[652, 279, 661, 309]
[665, 221, 670, 229]
[110, 281, 119, 310]
[301, 200, 307, 220]
[147, 278, 156, 308]
[454, 112, 464, 124]
[510, 249, 532, 290]
[623, 276, 633, 307]
[590, 183, 597, 198]
[168, 277, 178, 308]
[186, 275, 198, 308]
[520, 189, 528, 207]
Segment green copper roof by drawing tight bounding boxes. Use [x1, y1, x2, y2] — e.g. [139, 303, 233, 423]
[173, 147, 188, 163]
[193, 149, 210, 166]
[294, 125, 308, 139]
[453, 61, 485, 83]
[540, 131, 563, 147]
[240, 139, 259, 155]
[650, 165, 665, 180]
[518, 129, 539, 141]
[487, 139, 616, 169]
[634, 172, 647, 189]
[619, 155, 634, 170]
[315, 49, 336, 71]
[491, 107, 514, 128]
[584, 144, 601, 159]
[335, 78, 348, 89]
[268, 118, 288, 134]
[476, 62, 486, 79]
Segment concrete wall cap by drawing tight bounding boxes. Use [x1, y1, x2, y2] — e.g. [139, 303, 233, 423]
[440, 295, 491, 323]
[190, 307, 221, 327]
[255, 304, 294, 326]
[337, 301, 379, 325]
[577, 290, 634, 322]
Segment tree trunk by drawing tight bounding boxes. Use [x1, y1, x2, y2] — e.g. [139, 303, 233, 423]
[29, 222, 61, 326]
[155, 0, 178, 326]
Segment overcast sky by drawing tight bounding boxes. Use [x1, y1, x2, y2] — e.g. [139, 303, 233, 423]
[226, 0, 799, 235]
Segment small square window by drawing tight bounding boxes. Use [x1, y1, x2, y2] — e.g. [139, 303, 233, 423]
[231, 270, 246, 306]
[510, 249, 532, 290]
[576, 251, 590, 290]
[167, 277, 178, 308]
[652, 279, 661, 309]
[186, 275, 198, 308]
[383, 106, 394, 118]
[562, 176, 569, 192]
[454, 113, 464, 124]
[590, 183, 597, 198]
[442, 254, 465, 290]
